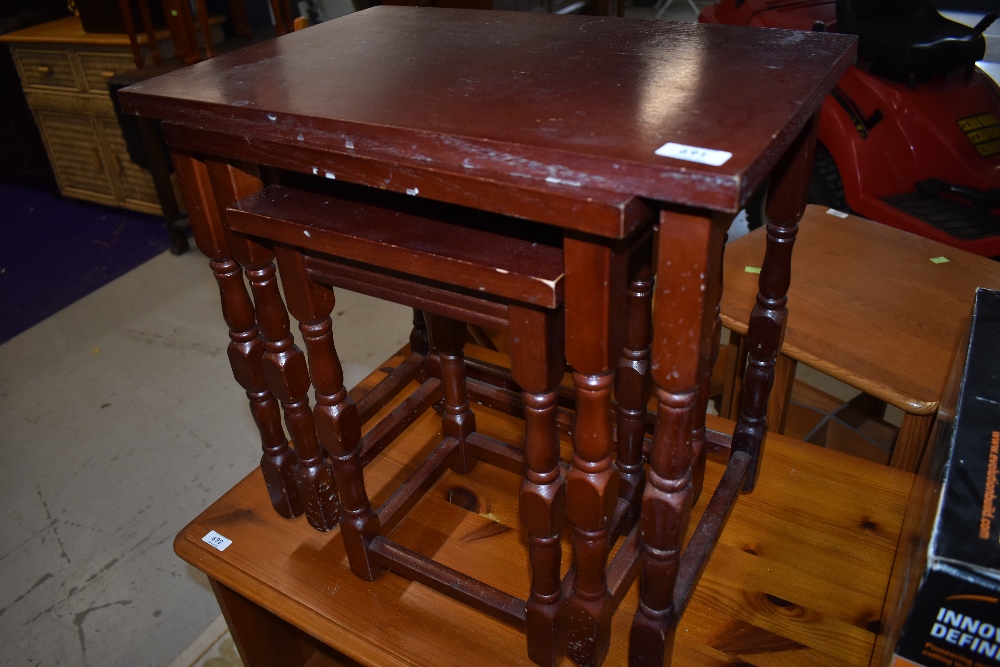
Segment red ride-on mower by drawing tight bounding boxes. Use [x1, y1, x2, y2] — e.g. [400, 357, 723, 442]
[700, 0, 1000, 256]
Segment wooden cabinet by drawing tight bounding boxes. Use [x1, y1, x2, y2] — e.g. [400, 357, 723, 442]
[1, 16, 219, 215]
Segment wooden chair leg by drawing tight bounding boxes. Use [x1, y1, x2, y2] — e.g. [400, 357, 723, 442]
[194, 0, 215, 58]
[628, 208, 725, 667]
[615, 264, 653, 528]
[207, 158, 340, 531]
[510, 304, 567, 667]
[118, 0, 144, 68]
[426, 314, 478, 474]
[228, 0, 254, 40]
[136, 0, 162, 64]
[270, 0, 290, 35]
[274, 246, 386, 579]
[172, 150, 301, 520]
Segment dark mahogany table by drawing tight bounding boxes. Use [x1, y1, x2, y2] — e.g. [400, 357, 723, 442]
[119, 8, 855, 666]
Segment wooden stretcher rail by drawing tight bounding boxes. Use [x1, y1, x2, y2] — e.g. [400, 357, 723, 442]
[369, 536, 529, 631]
[466, 432, 527, 475]
[356, 351, 426, 424]
[376, 437, 459, 535]
[674, 450, 752, 617]
[359, 378, 442, 466]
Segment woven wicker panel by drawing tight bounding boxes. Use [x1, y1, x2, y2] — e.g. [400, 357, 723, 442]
[78, 51, 138, 94]
[98, 117, 161, 212]
[36, 111, 115, 198]
[16, 49, 81, 91]
[23, 88, 117, 116]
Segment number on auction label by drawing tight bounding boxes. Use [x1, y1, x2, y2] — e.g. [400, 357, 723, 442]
[202, 530, 233, 552]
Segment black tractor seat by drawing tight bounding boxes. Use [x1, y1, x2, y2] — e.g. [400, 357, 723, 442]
[836, 0, 996, 82]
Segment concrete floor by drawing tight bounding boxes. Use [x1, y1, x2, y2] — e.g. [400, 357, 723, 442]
[0, 249, 412, 666]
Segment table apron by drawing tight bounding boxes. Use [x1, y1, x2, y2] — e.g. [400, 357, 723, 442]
[163, 122, 654, 239]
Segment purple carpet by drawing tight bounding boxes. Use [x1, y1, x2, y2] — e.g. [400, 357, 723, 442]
[0, 182, 174, 344]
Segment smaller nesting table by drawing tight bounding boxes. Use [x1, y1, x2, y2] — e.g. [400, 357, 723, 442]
[720, 205, 1000, 472]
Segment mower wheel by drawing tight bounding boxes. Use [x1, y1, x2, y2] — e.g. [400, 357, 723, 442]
[745, 143, 847, 231]
[809, 143, 848, 213]
[745, 185, 767, 231]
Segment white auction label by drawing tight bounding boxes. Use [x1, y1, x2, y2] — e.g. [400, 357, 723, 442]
[826, 208, 849, 218]
[655, 142, 732, 167]
[202, 530, 233, 552]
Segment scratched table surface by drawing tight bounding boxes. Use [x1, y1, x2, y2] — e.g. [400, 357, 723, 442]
[175, 346, 913, 667]
[118, 7, 856, 222]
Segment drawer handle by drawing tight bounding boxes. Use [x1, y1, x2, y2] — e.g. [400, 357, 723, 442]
[36, 65, 52, 76]
[101, 70, 115, 79]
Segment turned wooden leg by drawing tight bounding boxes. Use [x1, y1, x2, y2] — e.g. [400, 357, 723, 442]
[206, 158, 340, 531]
[269, 0, 292, 35]
[732, 114, 818, 492]
[425, 314, 478, 474]
[172, 150, 301, 519]
[628, 208, 725, 667]
[274, 247, 384, 579]
[690, 229, 726, 504]
[510, 304, 567, 667]
[615, 262, 653, 528]
[562, 232, 629, 667]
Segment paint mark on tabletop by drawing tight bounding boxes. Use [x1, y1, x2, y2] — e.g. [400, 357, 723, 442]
[545, 176, 582, 187]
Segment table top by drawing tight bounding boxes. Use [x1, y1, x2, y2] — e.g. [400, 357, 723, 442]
[721, 205, 1000, 414]
[175, 345, 913, 666]
[119, 7, 855, 216]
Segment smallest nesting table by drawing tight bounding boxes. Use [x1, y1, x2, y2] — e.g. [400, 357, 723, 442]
[720, 205, 1000, 472]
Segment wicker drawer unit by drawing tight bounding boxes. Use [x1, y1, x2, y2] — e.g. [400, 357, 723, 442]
[1, 16, 218, 215]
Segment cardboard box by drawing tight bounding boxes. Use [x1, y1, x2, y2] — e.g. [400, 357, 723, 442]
[878, 288, 1000, 667]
